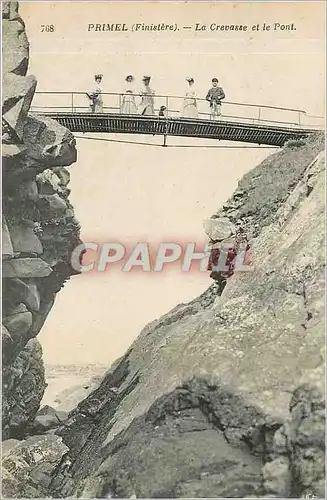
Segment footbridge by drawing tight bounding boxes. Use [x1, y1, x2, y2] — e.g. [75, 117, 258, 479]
[30, 92, 324, 147]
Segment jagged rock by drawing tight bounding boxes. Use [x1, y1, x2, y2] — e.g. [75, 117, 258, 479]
[262, 384, 325, 497]
[2, 217, 14, 259]
[3, 278, 41, 312]
[7, 302, 28, 315]
[38, 194, 68, 214]
[67, 376, 272, 499]
[2, 439, 22, 456]
[24, 283, 41, 311]
[2, 2, 21, 22]
[53, 166, 71, 187]
[2, 258, 53, 278]
[2, 0, 81, 448]
[3, 303, 32, 341]
[30, 406, 68, 434]
[2, 339, 47, 439]
[23, 115, 77, 167]
[211, 134, 325, 238]
[2, 74, 36, 139]
[37, 169, 64, 194]
[1, 434, 68, 498]
[2, 5, 29, 76]
[38, 404, 68, 420]
[10, 224, 43, 255]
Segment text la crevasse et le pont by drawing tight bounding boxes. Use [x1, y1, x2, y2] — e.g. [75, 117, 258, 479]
[87, 22, 297, 33]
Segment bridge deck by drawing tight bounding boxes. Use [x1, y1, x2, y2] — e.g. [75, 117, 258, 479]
[34, 112, 316, 147]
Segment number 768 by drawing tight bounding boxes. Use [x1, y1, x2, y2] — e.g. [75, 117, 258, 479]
[41, 25, 55, 32]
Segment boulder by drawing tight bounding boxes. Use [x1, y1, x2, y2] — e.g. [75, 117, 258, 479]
[4, 278, 41, 312]
[10, 224, 43, 255]
[2, 339, 47, 439]
[2, 12, 29, 76]
[27, 295, 55, 337]
[2, 74, 36, 139]
[2, 258, 53, 278]
[23, 115, 77, 167]
[31, 406, 68, 433]
[6, 302, 28, 315]
[3, 303, 32, 341]
[1, 434, 68, 498]
[24, 283, 41, 312]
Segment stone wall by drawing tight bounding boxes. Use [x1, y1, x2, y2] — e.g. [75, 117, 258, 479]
[2, 1, 82, 439]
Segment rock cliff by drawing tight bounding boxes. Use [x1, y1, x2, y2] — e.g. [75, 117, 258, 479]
[2, 1, 82, 440]
[47, 134, 324, 499]
[1, 2, 325, 498]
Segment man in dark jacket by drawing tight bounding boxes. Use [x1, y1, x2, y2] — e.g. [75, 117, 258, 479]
[206, 78, 225, 119]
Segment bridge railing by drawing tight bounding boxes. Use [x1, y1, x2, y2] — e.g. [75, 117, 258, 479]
[30, 91, 324, 130]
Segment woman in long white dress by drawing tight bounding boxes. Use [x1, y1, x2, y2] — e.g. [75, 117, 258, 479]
[120, 75, 137, 114]
[86, 74, 103, 113]
[138, 76, 155, 116]
[181, 77, 198, 118]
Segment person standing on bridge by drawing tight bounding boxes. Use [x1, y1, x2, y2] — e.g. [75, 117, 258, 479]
[206, 78, 225, 119]
[138, 76, 155, 116]
[86, 74, 103, 113]
[121, 75, 137, 114]
[182, 77, 198, 118]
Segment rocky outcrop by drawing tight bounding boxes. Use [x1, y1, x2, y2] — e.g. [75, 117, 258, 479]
[262, 383, 325, 498]
[2, 339, 47, 440]
[28, 405, 68, 435]
[48, 133, 325, 498]
[2, 434, 68, 498]
[2, 1, 29, 76]
[2, 1, 81, 439]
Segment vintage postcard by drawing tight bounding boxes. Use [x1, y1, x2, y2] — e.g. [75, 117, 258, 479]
[2, 1, 325, 498]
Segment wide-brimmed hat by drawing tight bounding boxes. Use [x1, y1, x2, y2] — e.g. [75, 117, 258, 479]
[142, 75, 151, 81]
[186, 77, 194, 83]
[212, 77, 219, 82]
[94, 74, 103, 80]
[125, 75, 134, 81]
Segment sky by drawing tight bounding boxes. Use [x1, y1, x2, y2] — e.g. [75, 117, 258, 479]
[19, 1, 325, 365]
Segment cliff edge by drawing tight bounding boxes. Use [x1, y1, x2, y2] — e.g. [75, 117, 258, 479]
[2, 1, 82, 441]
[47, 134, 325, 499]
